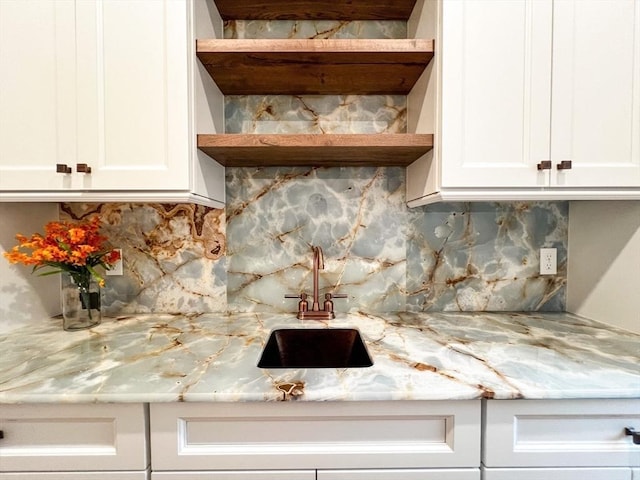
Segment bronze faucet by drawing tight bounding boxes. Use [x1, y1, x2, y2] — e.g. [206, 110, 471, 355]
[285, 246, 347, 320]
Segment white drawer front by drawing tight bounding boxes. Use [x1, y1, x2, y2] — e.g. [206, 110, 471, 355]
[151, 401, 481, 470]
[151, 472, 315, 479]
[483, 467, 631, 480]
[0, 403, 148, 472]
[0, 473, 148, 479]
[318, 468, 480, 480]
[483, 399, 640, 468]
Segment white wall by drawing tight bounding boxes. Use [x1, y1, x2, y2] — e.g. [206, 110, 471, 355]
[0, 203, 60, 333]
[567, 201, 640, 334]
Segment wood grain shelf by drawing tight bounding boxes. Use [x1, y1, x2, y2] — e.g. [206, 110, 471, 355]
[196, 39, 434, 95]
[213, 0, 418, 20]
[197, 134, 434, 167]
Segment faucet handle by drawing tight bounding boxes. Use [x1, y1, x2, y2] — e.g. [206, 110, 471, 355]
[331, 293, 348, 299]
[285, 293, 308, 299]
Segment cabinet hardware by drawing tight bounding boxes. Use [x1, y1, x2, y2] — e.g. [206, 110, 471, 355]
[0, 430, 3, 439]
[625, 427, 640, 445]
[56, 164, 72, 174]
[557, 160, 572, 170]
[537, 161, 552, 170]
[76, 163, 92, 174]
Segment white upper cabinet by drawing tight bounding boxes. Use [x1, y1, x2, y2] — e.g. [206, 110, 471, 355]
[550, 0, 640, 188]
[0, 0, 225, 207]
[439, 0, 553, 189]
[407, 0, 640, 206]
[0, 0, 78, 191]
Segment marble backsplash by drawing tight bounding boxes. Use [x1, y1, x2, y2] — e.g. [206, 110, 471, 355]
[58, 194, 567, 316]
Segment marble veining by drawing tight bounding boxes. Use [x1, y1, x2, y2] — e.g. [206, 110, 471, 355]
[60, 203, 227, 315]
[226, 167, 407, 314]
[406, 202, 568, 311]
[223, 20, 407, 40]
[225, 95, 407, 134]
[0, 312, 638, 403]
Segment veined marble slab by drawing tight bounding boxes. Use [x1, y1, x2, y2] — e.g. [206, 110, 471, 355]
[0, 312, 637, 404]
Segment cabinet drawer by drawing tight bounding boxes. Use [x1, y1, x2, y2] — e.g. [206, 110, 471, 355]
[483, 399, 640, 468]
[0, 403, 148, 472]
[150, 401, 481, 470]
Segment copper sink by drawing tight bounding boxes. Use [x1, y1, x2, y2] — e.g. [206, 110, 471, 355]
[257, 328, 373, 369]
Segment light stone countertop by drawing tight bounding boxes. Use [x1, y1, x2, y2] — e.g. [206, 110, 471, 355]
[0, 311, 638, 403]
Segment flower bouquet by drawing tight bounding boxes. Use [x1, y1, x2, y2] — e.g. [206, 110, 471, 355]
[4, 217, 121, 330]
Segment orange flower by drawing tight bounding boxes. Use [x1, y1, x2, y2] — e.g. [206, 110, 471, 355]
[3, 217, 120, 288]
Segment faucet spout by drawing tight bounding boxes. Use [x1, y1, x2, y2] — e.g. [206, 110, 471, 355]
[312, 246, 324, 311]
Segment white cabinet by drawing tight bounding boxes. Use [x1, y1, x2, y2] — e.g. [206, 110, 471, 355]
[482, 399, 640, 479]
[151, 472, 314, 479]
[407, 0, 640, 206]
[0, 403, 148, 478]
[0, 0, 224, 208]
[317, 469, 479, 480]
[150, 401, 481, 475]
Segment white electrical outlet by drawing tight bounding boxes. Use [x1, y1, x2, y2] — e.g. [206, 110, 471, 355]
[540, 248, 557, 275]
[106, 249, 123, 276]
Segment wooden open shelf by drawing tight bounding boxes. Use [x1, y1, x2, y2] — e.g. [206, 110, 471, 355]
[213, 0, 418, 20]
[196, 39, 434, 95]
[197, 134, 433, 167]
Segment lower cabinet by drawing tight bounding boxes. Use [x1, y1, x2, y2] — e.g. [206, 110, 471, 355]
[317, 469, 480, 479]
[481, 467, 631, 480]
[0, 403, 149, 479]
[150, 401, 481, 477]
[2, 398, 638, 479]
[151, 473, 314, 479]
[151, 471, 479, 480]
[482, 399, 640, 480]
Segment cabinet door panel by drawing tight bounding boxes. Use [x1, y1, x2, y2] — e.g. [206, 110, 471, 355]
[151, 401, 481, 471]
[483, 467, 631, 480]
[0, 403, 148, 472]
[483, 399, 640, 468]
[0, 0, 78, 190]
[551, 0, 640, 187]
[440, 0, 553, 188]
[0, 473, 148, 479]
[318, 469, 480, 480]
[76, 0, 190, 190]
[151, 472, 315, 479]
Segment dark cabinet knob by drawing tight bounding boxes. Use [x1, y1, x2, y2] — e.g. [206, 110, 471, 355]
[76, 163, 92, 174]
[557, 160, 572, 170]
[0, 430, 3, 439]
[56, 163, 72, 174]
[626, 427, 640, 445]
[537, 161, 552, 170]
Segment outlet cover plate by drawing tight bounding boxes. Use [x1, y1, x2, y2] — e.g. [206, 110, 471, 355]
[540, 248, 557, 275]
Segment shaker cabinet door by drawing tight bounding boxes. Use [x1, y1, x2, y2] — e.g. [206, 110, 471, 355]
[440, 0, 553, 188]
[550, 0, 640, 188]
[0, 0, 79, 191]
[75, 0, 190, 191]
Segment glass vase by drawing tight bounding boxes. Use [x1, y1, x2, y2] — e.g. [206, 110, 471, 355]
[61, 272, 101, 331]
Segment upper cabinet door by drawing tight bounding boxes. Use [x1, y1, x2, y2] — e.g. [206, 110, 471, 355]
[440, 0, 553, 188]
[0, 0, 78, 190]
[550, 0, 640, 187]
[75, 0, 190, 191]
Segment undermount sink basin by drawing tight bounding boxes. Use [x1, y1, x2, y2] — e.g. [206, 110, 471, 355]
[257, 328, 373, 369]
